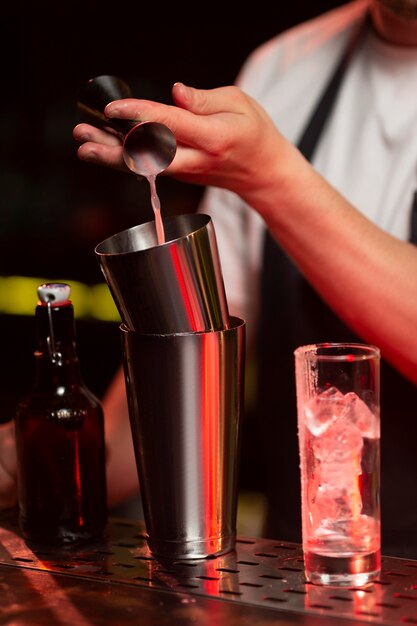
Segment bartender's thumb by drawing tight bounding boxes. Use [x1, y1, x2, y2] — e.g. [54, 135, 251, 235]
[172, 83, 201, 111]
[172, 82, 231, 116]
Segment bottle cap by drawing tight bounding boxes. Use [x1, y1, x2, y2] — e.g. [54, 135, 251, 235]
[37, 283, 71, 306]
[36, 283, 72, 364]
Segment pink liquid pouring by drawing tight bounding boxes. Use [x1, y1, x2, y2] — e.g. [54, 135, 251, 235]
[147, 174, 165, 245]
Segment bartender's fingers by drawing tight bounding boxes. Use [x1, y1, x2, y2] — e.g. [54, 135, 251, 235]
[0, 421, 17, 510]
[74, 123, 129, 172]
[73, 123, 122, 147]
[104, 98, 224, 151]
[76, 141, 129, 172]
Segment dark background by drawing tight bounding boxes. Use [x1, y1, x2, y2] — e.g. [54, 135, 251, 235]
[0, 1, 347, 421]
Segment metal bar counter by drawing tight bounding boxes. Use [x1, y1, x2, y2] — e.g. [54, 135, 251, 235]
[1, 512, 417, 626]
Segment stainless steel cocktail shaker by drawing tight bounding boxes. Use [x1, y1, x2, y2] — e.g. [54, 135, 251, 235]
[95, 210, 244, 559]
[121, 317, 245, 559]
[95, 213, 230, 334]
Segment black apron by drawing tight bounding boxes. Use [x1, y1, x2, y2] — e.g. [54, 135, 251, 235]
[255, 16, 417, 557]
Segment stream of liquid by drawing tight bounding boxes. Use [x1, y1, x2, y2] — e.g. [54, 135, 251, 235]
[123, 147, 166, 246]
[147, 174, 165, 245]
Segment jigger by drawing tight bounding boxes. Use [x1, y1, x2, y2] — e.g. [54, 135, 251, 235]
[77, 74, 177, 177]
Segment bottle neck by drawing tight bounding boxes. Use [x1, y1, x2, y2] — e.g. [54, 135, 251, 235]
[33, 301, 83, 388]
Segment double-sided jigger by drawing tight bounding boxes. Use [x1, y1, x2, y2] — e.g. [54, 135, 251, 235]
[77, 74, 177, 177]
[95, 213, 245, 559]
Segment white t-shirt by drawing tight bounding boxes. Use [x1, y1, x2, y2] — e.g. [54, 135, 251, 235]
[199, 0, 417, 345]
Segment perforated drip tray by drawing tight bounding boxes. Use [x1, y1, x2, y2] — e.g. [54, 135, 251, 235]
[2, 515, 417, 625]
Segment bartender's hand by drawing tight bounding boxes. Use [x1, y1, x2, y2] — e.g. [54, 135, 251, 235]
[73, 82, 299, 214]
[0, 421, 17, 510]
[74, 82, 417, 390]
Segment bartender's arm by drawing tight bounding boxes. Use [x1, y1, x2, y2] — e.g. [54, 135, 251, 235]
[0, 421, 18, 509]
[102, 367, 139, 507]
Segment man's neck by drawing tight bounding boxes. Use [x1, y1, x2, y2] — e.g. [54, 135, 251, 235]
[370, 1, 417, 45]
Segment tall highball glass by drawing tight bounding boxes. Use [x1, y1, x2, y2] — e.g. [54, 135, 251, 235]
[294, 343, 381, 586]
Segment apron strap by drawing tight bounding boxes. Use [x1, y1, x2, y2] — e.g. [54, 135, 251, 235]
[261, 15, 369, 316]
[410, 191, 417, 245]
[297, 17, 368, 161]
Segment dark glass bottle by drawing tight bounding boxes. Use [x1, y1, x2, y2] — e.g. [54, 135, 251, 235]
[14, 283, 108, 545]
